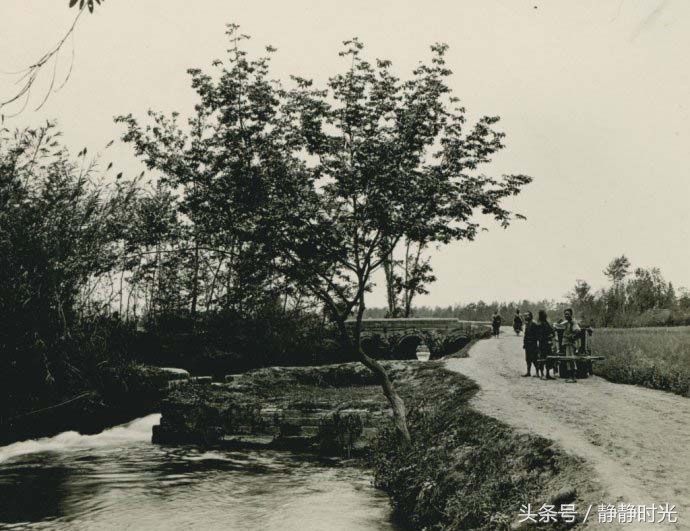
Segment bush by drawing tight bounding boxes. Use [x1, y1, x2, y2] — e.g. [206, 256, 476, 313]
[131, 308, 348, 375]
[318, 412, 363, 457]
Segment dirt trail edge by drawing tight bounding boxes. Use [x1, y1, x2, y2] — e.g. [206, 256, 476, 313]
[445, 329, 690, 529]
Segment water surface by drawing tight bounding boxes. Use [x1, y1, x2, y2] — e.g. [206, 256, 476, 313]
[0, 415, 397, 530]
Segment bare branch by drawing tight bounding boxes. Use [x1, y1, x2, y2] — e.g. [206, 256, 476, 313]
[1, 10, 83, 116]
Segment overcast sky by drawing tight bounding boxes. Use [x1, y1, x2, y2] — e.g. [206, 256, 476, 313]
[2, 0, 689, 308]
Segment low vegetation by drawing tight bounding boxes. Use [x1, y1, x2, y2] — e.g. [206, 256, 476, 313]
[592, 327, 690, 397]
[373, 363, 602, 530]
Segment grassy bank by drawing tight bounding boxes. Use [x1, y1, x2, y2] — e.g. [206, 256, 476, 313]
[591, 326, 690, 397]
[373, 362, 601, 530]
[155, 359, 601, 528]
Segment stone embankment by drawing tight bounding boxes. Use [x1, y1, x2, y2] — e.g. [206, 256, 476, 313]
[152, 362, 398, 456]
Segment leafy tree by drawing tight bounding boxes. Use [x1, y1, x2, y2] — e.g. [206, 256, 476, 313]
[116, 27, 531, 442]
[116, 28, 295, 321]
[603, 255, 631, 284]
[599, 255, 630, 324]
[266, 38, 531, 442]
[568, 279, 598, 320]
[382, 240, 436, 318]
[0, 122, 138, 418]
[677, 288, 690, 312]
[627, 267, 672, 313]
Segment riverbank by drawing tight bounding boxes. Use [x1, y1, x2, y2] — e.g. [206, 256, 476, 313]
[155, 354, 601, 529]
[373, 359, 603, 529]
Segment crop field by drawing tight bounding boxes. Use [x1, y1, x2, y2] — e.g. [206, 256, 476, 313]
[591, 326, 690, 397]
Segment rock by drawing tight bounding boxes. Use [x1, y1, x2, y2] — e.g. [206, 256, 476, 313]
[549, 486, 577, 506]
[510, 519, 532, 530]
[189, 376, 213, 384]
[158, 367, 190, 380]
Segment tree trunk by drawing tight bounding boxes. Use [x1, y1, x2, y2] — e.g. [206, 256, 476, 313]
[337, 287, 411, 445]
[382, 252, 398, 318]
[190, 240, 200, 318]
[356, 346, 411, 444]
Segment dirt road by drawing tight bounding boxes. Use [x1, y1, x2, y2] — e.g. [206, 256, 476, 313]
[445, 329, 690, 529]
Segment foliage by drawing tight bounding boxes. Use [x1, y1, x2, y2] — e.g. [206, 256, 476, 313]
[270, 36, 531, 327]
[68, 0, 103, 13]
[367, 255, 689, 328]
[116, 25, 532, 441]
[365, 299, 569, 322]
[382, 240, 436, 318]
[0, 122, 140, 425]
[115, 25, 308, 323]
[317, 412, 363, 457]
[372, 364, 588, 530]
[603, 254, 631, 284]
[133, 306, 346, 377]
[571, 260, 682, 327]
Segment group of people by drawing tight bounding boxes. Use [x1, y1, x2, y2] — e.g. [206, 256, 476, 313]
[491, 308, 582, 383]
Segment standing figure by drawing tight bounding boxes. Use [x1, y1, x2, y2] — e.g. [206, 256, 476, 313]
[522, 311, 539, 377]
[491, 311, 502, 337]
[513, 310, 523, 336]
[555, 308, 580, 383]
[536, 310, 555, 380]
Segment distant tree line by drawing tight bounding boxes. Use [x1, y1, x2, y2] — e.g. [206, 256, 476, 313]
[567, 255, 690, 327]
[365, 300, 569, 322]
[366, 255, 690, 328]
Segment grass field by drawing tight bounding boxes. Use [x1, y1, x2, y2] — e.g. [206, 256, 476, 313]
[592, 326, 690, 397]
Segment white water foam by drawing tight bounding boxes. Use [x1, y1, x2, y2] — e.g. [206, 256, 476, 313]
[0, 413, 161, 463]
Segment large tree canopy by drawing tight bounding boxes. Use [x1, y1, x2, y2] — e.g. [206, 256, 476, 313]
[117, 25, 532, 442]
[266, 37, 531, 441]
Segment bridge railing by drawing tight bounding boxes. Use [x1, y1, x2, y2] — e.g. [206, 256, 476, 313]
[345, 318, 492, 335]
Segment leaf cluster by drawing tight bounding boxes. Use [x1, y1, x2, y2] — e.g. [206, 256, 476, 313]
[68, 0, 103, 13]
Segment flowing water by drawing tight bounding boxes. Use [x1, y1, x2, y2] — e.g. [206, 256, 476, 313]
[0, 415, 398, 531]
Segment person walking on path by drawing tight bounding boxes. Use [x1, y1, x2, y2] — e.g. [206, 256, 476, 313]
[536, 309, 555, 380]
[513, 310, 523, 336]
[491, 311, 502, 337]
[522, 311, 539, 377]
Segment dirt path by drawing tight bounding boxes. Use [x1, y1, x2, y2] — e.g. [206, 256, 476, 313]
[445, 328, 690, 529]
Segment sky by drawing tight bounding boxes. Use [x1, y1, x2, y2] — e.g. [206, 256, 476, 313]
[2, 0, 689, 308]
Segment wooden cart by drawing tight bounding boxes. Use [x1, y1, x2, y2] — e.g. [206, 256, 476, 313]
[550, 325, 603, 379]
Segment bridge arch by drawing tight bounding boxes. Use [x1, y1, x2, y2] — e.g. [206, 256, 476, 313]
[360, 333, 391, 359]
[395, 334, 424, 360]
[349, 319, 491, 360]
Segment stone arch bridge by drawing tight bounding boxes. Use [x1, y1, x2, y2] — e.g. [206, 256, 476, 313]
[345, 318, 492, 360]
